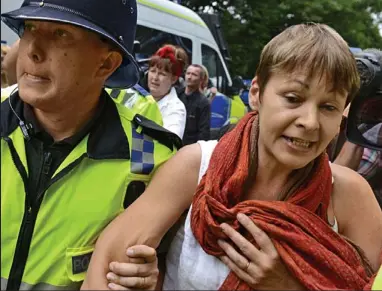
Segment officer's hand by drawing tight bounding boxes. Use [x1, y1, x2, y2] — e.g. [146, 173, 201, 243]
[106, 245, 159, 290]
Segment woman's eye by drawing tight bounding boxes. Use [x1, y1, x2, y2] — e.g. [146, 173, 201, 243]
[284, 95, 300, 104]
[322, 105, 337, 112]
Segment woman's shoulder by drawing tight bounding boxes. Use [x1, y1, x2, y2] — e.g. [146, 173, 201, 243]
[330, 162, 381, 229]
[174, 97, 186, 111]
[331, 163, 371, 193]
[330, 163, 376, 207]
[170, 88, 186, 108]
[330, 163, 382, 271]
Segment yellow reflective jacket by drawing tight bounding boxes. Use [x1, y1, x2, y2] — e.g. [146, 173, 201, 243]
[229, 94, 247, 124]
[1, 90, 180, 290]
[106, 84, 163, 127]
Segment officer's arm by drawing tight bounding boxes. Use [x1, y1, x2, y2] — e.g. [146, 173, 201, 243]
[198, 101, 211, 141]
[82, 143, 201, 290]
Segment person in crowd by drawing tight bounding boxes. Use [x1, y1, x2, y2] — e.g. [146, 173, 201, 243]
[143, 44, 187, 138]
[84, 23, 382, 290]
[0, 0, 180, 290]
[334, 48, 382, 208]
[200, 64, 217, 101]
[178, 64, 211, 145]
[1, 40, 19, 89]
[1, 43, 10, 87]
[1, 40, 19, 96]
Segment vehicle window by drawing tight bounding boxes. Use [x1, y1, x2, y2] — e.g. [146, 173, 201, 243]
[135, 25, 192, 63]
[201, 44, 228, 93]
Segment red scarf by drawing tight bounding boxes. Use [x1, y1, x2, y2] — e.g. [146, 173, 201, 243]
[191, 112, 371, 290]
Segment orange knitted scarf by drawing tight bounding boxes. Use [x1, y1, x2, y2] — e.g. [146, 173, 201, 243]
[190, 112, 371, 290]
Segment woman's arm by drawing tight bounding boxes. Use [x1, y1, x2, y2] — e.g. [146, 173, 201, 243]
[82, 144, 202, 290]
[331, 164, 382, 271]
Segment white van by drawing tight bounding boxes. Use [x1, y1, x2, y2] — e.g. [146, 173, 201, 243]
[1, 0, 233, 92]
[135, 0, 233, 92]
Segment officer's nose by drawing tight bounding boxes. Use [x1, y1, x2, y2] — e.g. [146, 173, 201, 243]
[26, 36, 46, 64]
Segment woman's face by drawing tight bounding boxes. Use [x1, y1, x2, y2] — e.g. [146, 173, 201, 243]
[148, 65, 176, 99]
[252, 72, 347, 170]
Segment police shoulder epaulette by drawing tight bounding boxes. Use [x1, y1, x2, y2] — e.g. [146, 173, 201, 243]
[133, 84, 150, 97]
[109, 89, 121, 99]
[133, 114, 182, 150]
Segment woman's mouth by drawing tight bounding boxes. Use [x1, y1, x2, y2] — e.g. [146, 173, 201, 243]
[283, 136, 315, 150]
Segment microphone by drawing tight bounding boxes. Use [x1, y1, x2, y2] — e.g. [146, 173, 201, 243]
[8, 87, 34, 141]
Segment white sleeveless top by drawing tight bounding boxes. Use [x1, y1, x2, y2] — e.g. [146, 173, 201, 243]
[163, 140, 337, 290]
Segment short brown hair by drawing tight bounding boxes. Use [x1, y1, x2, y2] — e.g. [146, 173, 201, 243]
[256, 23, 360, 105]
[150, 44, 189, 77]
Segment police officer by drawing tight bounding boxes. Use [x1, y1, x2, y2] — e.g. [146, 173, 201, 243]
[0, 0, 181, 290]
[106, 85, 164, 126]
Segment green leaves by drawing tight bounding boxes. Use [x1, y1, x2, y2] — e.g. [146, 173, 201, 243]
[181, 0, 382, 78]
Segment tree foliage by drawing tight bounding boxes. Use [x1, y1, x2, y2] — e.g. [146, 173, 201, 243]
[181, 0, 382, 78]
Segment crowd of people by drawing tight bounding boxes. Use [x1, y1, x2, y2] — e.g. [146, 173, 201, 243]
[1, 0, 381, 290]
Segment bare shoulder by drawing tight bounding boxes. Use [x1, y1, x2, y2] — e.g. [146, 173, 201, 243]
[331, 163, 380, 218]
[331, 163, 374, 199]
[330, 163, 382, 270]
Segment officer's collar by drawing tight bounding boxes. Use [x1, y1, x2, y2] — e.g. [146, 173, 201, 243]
[1, 90, 130, 160]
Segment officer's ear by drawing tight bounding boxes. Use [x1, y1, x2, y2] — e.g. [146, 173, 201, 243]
[97, 51, 123, 80]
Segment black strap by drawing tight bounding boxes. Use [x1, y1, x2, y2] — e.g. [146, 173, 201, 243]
[109, 89, 121, 99]
[133, 114, 182, 150]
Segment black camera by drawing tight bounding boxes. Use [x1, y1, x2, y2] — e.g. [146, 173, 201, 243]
[346, 51, 382, 151]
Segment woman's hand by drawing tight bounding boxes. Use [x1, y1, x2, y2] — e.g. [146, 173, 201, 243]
[106, 245, 159, 290]
[218, 213, 304, 290]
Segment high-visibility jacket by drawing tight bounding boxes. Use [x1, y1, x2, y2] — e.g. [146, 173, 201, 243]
[229, 94, 247, 124]
[1, 90, 181, 290]
[373, 266, 382, 290]
[210, 93, 247, 131]
[105, 84, 163, 127]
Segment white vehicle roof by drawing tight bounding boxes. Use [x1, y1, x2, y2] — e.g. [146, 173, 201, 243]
[138, 0, 217, 44]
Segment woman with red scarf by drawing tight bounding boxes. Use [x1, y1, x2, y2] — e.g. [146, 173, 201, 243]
[84, 23, 382, 291]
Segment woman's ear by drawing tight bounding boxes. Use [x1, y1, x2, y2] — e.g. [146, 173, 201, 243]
[249, 77, 260, 111]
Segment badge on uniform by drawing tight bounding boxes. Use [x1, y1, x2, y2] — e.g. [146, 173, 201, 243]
[72, 252, 92, 274]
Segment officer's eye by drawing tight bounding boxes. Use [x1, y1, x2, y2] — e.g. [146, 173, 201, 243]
[54, 29, 69, 38]
[24, 23, 36, 32]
